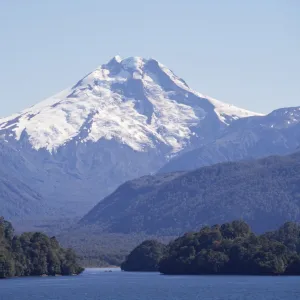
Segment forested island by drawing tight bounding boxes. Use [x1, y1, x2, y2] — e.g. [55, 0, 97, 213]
[0, 217, 84, 278]
[121, 240, 167, 271]
[122, 221, 300, 275]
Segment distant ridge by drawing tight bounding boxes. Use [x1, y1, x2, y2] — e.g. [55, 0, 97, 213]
[159, 106, 300, 173]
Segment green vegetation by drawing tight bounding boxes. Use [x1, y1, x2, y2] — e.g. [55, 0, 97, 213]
[122, 221, 300, 275]
[121, 240, 167, 271]
[58, 229, 173, 267]
[80, 152, 300, 235]
[0, 217, 84, 278]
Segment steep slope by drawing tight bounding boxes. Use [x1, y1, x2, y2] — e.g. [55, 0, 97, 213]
[0, 141, 49, 220]
[0, 56, 258, 219]
[160, 107, 300, 173]
[0, 176, 45, 220]
[80, 151, 300, 235]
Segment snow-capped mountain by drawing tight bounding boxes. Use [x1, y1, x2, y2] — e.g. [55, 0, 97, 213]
[0, 56, 259, 220]
[0, 56, 258, 153]
[160, 106, 300, 173]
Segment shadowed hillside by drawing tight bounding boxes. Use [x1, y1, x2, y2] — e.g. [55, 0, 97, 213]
[81, 151, 300, 235]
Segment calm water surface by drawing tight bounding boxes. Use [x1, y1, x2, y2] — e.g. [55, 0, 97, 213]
[0, 268, 299, 300]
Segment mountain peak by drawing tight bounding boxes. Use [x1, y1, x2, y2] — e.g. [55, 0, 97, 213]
[121, 56, 145, 69]
[112, 55, 122, 63]
[103, 55, 161, 77]
[0, 57, 260, 152]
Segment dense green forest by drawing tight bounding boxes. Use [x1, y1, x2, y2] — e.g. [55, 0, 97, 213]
[0, 217, 84, 278]
[121, 240, 167, 271]
[122, 221, 300, 275]
[81, 152, 300, 235]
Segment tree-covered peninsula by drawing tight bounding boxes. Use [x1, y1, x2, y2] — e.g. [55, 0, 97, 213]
[122, 221, 300, 275]
[0, 217, 84, 278]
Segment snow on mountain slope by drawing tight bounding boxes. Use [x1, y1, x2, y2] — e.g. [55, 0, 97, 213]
[0, 56, 259, 220]
[0, 56, 258, 153]
[159, 106, 300, 174]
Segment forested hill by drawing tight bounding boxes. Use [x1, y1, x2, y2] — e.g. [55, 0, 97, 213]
[0, 217, 84, 278]
[121, 240, 167, 272]
[122, 221, 300, 275]
[81, 151, 300, 235]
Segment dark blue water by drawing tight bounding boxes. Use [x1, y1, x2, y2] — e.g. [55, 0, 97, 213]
[0, 268, 299, 300]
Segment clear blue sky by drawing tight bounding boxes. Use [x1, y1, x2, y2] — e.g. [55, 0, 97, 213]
[0, 0, 299, 117]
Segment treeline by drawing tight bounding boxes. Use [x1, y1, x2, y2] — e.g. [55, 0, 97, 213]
[122, 220, 300, 275]
[0, 217, 84, 278]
